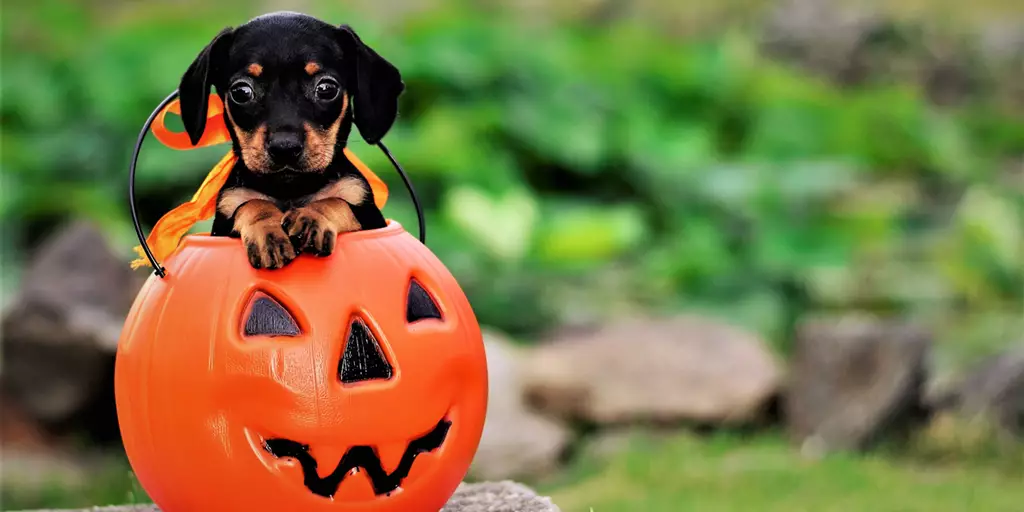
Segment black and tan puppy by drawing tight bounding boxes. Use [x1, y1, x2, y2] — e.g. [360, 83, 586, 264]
[178, 12, 402, 269]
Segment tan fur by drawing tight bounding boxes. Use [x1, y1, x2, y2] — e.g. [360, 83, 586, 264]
[235, 200, 281, 227]
[234, 200, 296, 269]
[306, 199, 361, 233]
[219, 187, 274, 217]
[305, 62, 321, 75]
[225, 103, 270, 172]
[248, 63, 263, 76]
[308, 176, 368, 206]
[302, 94, 348, 171]
[285, 112, 365, 257]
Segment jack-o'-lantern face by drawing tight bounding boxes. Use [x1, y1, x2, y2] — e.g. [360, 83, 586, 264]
[116, 222, 488, 512]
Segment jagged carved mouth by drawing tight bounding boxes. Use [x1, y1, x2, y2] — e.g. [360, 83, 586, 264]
[263, 418, 451, 498]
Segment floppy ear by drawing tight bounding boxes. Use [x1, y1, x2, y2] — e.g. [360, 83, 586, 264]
[337, 25, 405, 145]
[178, 27, 234, 146]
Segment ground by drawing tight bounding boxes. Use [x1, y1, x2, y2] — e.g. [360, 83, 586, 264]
[541, 431, 1024, 512]
[4, 430, 1022, 512]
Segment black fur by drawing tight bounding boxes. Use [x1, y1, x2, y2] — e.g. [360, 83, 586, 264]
[177, 12, 400, 239]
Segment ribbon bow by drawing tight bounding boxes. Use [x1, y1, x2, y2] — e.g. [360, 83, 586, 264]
[130, 94, 388, 269]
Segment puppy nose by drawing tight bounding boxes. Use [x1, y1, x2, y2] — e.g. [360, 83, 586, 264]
[267, 133, 303, 164]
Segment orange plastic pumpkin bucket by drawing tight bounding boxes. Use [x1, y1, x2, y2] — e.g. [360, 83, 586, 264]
[115, 92, 488, 512]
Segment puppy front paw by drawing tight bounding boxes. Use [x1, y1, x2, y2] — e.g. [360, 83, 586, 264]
[282, 202, 360, 257]
[241, 223, 297, 270]
[282, 207, 336, 257]
[232, 199, 296, 270]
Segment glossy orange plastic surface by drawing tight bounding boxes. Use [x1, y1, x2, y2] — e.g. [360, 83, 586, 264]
[115, 221, 488, 512]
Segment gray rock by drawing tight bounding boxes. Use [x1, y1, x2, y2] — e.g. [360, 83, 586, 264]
[13, 481, 560, 512]
[760, 0, 882, 85]
[469, 330, 572, 481]
[785, 314, 932, 453]
[1, 221, 144, 425]
[521, 315, 782, 426]
[443, 481, 560, 512]
[956, 344, 1024, 441]
[758, 0, 1024, 106]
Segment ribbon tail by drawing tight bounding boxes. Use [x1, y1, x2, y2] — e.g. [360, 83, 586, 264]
[129, 152, 237, 270]
[130, 245, 152, 269]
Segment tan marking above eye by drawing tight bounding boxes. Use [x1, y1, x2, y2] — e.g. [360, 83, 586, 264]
[248, 63, 263, 77]
[305, 62, 321, 75]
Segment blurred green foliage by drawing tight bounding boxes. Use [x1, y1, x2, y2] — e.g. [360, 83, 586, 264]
[2, 0, 1021, 349]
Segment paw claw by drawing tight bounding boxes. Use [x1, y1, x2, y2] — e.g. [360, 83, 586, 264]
[282, 207, 339, 257]
[243, 225, 297, 270]
[317, 230, 336, 257]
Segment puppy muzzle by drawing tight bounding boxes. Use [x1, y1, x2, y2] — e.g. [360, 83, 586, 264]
[266, 132, 304, 170]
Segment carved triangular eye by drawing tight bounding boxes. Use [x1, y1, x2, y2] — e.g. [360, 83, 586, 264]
[406, 279, 442, 323]
[244, 294, 300, 337]
[339, 319, 393, 384]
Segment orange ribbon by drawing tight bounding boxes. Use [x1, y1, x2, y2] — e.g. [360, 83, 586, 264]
[131, 94, 388, 269]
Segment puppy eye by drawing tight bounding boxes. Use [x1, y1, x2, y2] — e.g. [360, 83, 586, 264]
[229, 82, 255, 104]
[314, 78, 340, 102]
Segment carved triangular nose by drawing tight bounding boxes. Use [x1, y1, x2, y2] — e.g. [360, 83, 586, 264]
[339, 319, 393, 384]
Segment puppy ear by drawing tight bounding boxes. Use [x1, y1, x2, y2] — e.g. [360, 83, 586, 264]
[337, 24, 405, 145]
[178, 27, 234, 146]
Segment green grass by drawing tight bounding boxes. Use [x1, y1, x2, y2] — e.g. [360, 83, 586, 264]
[4, 429, 1022, 511]
[540, 431, 1024, 512]
[0, 461, 149, 511]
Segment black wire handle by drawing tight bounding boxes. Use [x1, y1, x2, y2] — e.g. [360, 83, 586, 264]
[129, 89, 426, 279]
[128, 90, 179, 278]
[376, 140, 425, 245]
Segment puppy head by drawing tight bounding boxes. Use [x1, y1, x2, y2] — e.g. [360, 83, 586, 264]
[177, 12, 404, 173]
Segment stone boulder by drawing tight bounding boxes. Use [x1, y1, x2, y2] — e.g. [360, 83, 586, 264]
[955, 343, 1024, 441]
[15, 481, 560, 512]
[521, 315, 783, 426]
[443, 481, 561, 512]
[760, 0, 883, 86]
[785, 314, 932, 454]
[759, 0, 1023, 107]
[469, 330, 572, 481]
[1, 221, 144, 432]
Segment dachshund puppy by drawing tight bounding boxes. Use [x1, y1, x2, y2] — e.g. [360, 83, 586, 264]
[177, 12, 402, 269]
